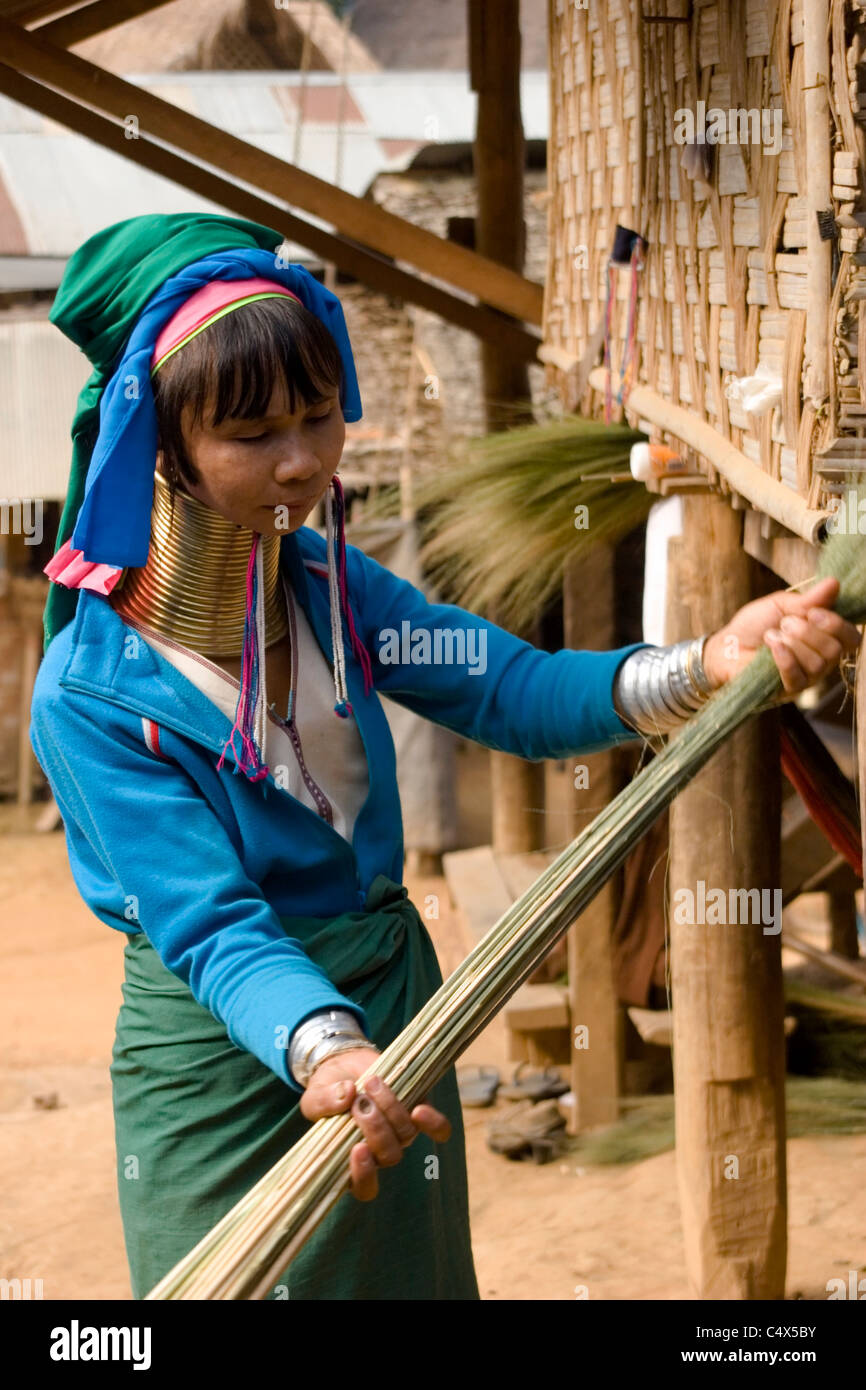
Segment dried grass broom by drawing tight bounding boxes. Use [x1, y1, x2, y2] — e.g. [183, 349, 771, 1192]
[146, 510, 866, 1300]
[385, 414, 652, 635]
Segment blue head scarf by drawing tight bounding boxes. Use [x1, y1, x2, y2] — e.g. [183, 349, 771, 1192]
[70, 246, 362, 569]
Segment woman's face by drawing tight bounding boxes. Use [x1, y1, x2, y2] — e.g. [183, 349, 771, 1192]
[171, 380, 345, 535]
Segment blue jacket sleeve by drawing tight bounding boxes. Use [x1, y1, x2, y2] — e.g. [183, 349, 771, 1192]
[347, 543, 653, 759]
[29, 693, 367, 1093]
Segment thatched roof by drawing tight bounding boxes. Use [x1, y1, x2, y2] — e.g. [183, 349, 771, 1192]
[72, 0, 380, 74]
[69, 0, 547, 75]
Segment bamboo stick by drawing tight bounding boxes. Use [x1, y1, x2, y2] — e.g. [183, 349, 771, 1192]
[783, 928, 866, 985]
[802, 0, 832, 406]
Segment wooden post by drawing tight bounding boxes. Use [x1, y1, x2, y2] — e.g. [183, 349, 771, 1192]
[667, 495, 787, 1299]
[856, 642, 866, 954]
[802, 0, 832, 408]
[470, 0, 543, 852]
[562, 546, 622, 1130]
[827, 892, 859, 960]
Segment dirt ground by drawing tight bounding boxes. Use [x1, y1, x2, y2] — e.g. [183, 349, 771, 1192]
[1, 820, 864, 1302]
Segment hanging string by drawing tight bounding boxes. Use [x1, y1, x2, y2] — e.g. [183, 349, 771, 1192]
[326, 475, 374, 718]
[603, 231, 646, 422]
[617, 237, 644, 406]
[217, 536, 270, 782]
[602, 259, 616, 425]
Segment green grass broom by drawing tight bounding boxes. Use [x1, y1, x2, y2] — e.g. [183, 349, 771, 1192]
[401, 414, 652, 633]
[146, 507, 866, 1300]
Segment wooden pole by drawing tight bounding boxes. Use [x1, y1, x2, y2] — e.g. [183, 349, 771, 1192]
[856, 639, 866, 953]
[667, 495, 787, 1299]
[470, 0, 544, 853]
[563, 546, 622, 1130]
[802, 0, 832, 407]
[827, 891, 859, 960]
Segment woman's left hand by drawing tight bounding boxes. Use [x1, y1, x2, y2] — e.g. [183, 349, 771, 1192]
[702, 576, 862, 694]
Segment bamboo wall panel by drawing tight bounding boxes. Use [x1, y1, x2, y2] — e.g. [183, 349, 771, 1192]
[545, 0, 866, 513]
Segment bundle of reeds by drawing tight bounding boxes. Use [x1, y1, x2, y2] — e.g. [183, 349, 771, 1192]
[411, 414, 652, 633]
[146, 508, 866, 1301]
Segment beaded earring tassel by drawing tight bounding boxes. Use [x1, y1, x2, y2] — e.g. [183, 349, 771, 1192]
[217, 536, 270, 781]
[326, 476, 373, 718]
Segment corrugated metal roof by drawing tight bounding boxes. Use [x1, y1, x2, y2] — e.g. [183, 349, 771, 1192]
[0, 135, 231, 258]
[0, 317, 91, 502]
[0, 71, 549, 266]
[0, 257, 67, 291]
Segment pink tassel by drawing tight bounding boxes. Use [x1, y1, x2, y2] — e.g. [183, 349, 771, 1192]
[216, 537, 269, 782]
[330, 475, 374, 698]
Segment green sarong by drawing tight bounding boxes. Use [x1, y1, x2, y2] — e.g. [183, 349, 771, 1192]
[110, 875, 480, 1301]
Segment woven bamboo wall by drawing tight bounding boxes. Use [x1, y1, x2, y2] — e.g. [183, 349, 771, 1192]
[544, 0, 866, 513]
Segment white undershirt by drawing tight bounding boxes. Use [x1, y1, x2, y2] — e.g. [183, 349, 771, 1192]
[132, 590, 370, 844]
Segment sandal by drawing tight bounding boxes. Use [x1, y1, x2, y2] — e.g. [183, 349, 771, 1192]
[499, 1062, 569, 1103]
[486, 1099, 566, 1162]
[456, 1065, 501, 1108]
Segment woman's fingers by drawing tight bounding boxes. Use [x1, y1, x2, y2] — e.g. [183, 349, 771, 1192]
[765, 629, 829, 691]
[299, 1075, 356, 1122]
[777, 613, 844, 667]
[410, 1103, 452, 1142]
[299, 1060, 453, 1201]
[788, 576, 839, 610]
[774, 592, 861, 650]
[351, 1091, 405, 1168]
[362, 1076, 418, 1147]
[349, 1141, 378, 1201]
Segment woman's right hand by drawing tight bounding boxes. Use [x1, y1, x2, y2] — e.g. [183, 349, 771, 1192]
[299, 1049, 452, 1201]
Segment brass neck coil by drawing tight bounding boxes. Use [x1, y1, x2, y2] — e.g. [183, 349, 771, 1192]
[110, 469, 289, 658]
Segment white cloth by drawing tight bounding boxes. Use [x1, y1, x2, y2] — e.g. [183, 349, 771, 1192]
[137, 590, 369, 845]
[642, 495, 684, 647]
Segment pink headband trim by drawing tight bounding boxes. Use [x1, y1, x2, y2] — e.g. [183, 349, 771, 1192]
[151, 277, 302, 370]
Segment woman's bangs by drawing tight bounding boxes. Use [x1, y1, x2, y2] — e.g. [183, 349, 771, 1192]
[207, 302, 342, 426]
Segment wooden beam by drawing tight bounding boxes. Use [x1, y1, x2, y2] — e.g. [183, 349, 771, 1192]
[33, 0, 177, 45]
[563, 545, 623, 1132]
[8, 0, 80, 23]
[857, 634, 866, 959]
[741, 508, 818, 587]
[0, 16, 544, 327]
[667, 500, 787, 1300]
[0, 64, 541, 359]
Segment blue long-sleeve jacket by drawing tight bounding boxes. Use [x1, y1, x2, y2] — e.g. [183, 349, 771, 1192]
[30, 526, 647, 1092]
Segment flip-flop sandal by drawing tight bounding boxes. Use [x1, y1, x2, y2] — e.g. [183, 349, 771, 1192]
[486, 1099, 566, 1160]
[499, 1062, 569, 1102]
[456, 1065, 501, 1108]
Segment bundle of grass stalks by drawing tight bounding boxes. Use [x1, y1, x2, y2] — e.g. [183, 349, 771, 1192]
[570, 1078, 866, 1167]
[411, 414, 652, 633]
[147, 502, 866, 1301]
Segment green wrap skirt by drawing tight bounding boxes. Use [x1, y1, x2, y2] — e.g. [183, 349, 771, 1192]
[110, 875, 480, 1301]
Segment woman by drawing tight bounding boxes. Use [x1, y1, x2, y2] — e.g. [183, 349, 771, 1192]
[30, 212, 860, 1301]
